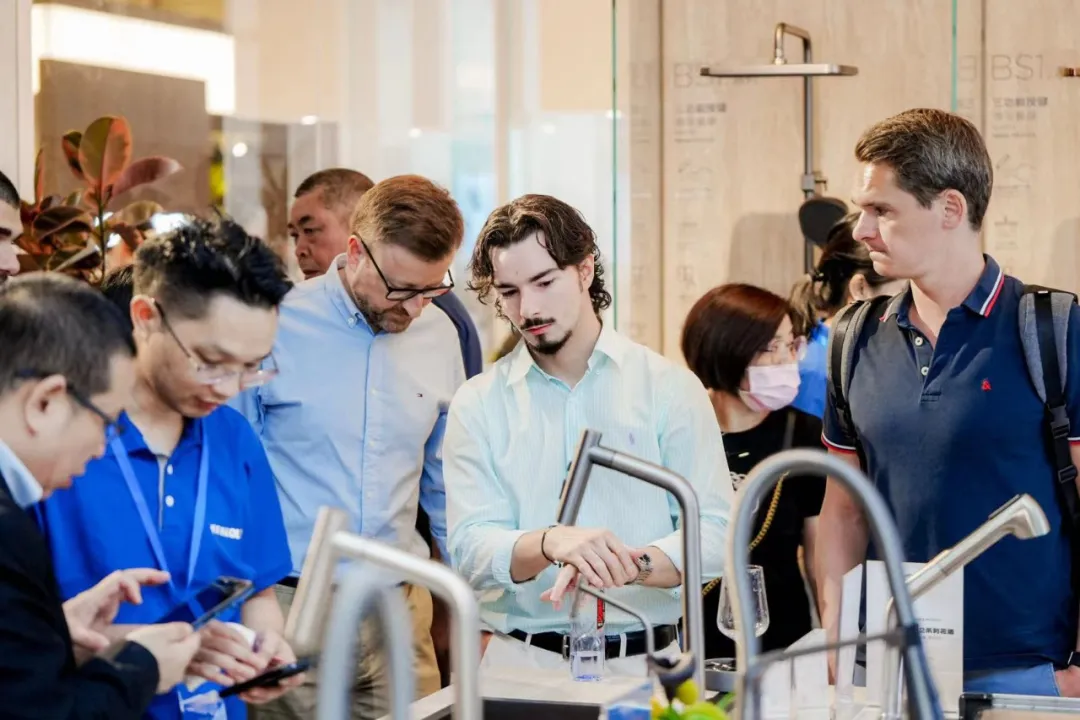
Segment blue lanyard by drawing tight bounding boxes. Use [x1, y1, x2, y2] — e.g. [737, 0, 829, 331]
[110, 423, 209, 596]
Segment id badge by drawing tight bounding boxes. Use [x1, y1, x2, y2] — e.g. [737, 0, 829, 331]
[177, 683, 227, 720]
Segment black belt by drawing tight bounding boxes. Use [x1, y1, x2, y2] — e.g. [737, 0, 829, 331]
[277, 576, 407, 590]
[507, 624, 678, 660]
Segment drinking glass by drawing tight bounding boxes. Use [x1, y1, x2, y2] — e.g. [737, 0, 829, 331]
[717, 564, 770, 640]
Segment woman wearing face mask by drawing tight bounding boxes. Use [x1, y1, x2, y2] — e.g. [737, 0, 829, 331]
[681, 283, 825, 658]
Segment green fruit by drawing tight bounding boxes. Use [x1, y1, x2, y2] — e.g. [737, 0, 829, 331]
[680, 700, 728, 720]
[674, 680, 699, 705]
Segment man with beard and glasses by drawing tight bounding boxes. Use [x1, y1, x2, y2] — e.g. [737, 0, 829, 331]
[443, 194, 732, 674]
[232, 175, 467, 720]
[287, 167, 481, 376]
[0, 170, 25, 282]
[37, 217, 300, 720]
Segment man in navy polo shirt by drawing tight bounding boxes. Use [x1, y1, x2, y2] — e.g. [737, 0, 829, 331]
[817, 108, 1080, 696]
[37, 217, 300, 719]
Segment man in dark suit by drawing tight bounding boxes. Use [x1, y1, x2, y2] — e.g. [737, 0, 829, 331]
[0, 272, 202, 718]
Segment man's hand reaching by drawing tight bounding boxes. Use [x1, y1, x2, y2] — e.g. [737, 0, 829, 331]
[63, 569, 171, 662]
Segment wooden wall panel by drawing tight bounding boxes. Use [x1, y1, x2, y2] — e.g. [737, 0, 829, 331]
[658, 0, 954, 356]
[36, 59, 211, 213]
[978, 0, 1080, 291]
[616, 0, 663, 351]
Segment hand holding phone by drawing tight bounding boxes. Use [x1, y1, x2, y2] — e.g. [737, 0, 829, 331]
[157, 577, 255, 629]
[186, 621, 266, 687]
[218, 657, 312, 698]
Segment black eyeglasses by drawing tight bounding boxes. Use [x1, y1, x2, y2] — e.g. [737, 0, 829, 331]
[360, 239, 454, 302]
[16, 369, 123, 442]
[154, 300, 279, 389]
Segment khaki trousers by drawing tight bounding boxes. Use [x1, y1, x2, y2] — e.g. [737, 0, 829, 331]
[248, 582, 440, 720]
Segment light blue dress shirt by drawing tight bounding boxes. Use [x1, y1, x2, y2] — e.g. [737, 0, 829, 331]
[444, 325, 733, 634]
[0, 439, 42, 509]
[231, 256, 466, 572]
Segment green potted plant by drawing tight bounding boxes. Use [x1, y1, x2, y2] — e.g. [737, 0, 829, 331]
[17, 115, 181, 283]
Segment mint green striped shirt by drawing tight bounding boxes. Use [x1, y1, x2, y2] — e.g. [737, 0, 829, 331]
[444, 326, 732, 634]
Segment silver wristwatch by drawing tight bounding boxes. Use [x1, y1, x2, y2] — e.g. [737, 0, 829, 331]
[633, 552, 653, 584]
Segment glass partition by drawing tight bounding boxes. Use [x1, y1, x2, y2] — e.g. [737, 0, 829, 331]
[28, 0, 622, 354]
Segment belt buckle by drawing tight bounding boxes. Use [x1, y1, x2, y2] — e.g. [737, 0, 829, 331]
[561, 634, 570, 661]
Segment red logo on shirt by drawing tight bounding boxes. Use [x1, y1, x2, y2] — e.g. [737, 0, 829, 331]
[981, 379, 992, 391]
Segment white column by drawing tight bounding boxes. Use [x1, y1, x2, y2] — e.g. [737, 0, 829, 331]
[0, 0, 34, 195]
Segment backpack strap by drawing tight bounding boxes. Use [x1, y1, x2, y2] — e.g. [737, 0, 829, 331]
[1019, 284, 1080, 667]
[826, 294, 892, 453]
[1019, 285, 1080, 536]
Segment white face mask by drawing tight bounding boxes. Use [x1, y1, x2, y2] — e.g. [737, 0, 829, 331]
[738, 363, 801, 412]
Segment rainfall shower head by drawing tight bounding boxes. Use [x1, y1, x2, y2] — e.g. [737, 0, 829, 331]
[700, 63, 858, 78]
[699, 22, 859, 272]
[699, 22, 858, 79]
[799, 196, 849, 249]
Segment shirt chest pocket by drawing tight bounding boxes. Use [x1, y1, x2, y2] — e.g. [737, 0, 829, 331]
[367, 384, 443, 455]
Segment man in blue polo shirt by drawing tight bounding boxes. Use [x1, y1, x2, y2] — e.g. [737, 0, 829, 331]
[816, 108, 1080, 697]
[37, 217, 300, 719]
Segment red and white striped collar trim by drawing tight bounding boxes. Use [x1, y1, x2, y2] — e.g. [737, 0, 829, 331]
[879, 256, 1005, 321]
[976, 265, 1005, 317]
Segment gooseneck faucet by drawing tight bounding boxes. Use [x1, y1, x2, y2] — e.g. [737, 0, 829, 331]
[556, 429, 706, 691]
[727, 449, 941, 720]
[318, 568, 415, 720]
[880, 494, 1050, 720]
[288, 508, 483, 720]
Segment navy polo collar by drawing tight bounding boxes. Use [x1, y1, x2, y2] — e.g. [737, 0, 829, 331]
[962, 255, 1006, 317]
[883, 254, 1005, 323]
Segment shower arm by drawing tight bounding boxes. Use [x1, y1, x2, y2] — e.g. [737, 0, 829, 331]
[772, 22, 820, 199]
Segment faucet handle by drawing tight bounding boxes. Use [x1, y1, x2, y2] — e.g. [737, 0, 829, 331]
[649, 653, 697, 701]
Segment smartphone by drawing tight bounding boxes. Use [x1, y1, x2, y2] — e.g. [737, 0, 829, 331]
[157, 576, 255, 629]
[218, 657, 313, 698]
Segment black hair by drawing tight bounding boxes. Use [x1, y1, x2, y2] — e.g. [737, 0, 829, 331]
[133, 216, 292, 319]
[294, 168, 375, 213]
[0, 169, 19, 209]
[789, 213, 890, 336]
[0, 273, 135, 396]
[469, 194, 612, 315]
[100, 265, 135, 332]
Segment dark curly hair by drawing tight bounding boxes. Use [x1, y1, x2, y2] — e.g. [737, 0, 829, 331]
[133, 216, 292, 319]
[468, 194, 611, 316]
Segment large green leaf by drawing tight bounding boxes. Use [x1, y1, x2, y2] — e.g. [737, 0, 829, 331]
[111, 157, 181, 198]
[78, 116, 132, 196]
[61, 131, 83, 179]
